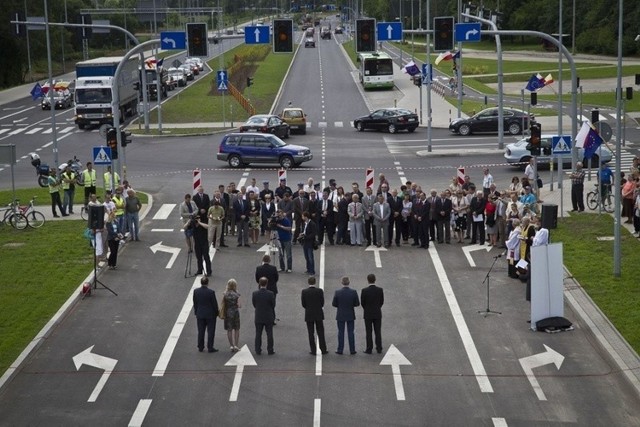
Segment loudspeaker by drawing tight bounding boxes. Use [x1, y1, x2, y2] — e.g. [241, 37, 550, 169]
[541, 204, 558, 229]
[88, 205, 105, 230]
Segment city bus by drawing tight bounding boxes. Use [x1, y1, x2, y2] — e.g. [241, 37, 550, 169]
[357, 52, 394, 90]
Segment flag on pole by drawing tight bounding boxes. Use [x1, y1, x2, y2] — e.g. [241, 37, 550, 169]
[157, 58, 164, 68]
[403, 61, 421, 76]
[525, 74, 545, 92]
[30, 83, 43, 100]
[435, 51, 453, 65]
[543, 73, 554, 86]
[574, 122, 603, 159]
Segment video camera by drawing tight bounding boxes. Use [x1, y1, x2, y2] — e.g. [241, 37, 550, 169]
[268, 213, 280, 231]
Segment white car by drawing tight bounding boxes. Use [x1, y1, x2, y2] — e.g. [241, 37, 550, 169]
[504, 134, 613, 168]
[184, 57, 204, 71]
[167, 67, 187, 87]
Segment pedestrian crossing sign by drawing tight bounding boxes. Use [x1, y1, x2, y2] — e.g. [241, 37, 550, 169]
[551, 135, 571, 155]
[93, 146, 112, 165]
[217, 81, 228, 91]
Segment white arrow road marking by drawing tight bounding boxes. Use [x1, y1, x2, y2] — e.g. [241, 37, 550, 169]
[257, 243, 275, 255]
[162, 37, 176, 48]
[72, 345, 118, 402]
[225, 345, 257, 402]
[380, 344, 412, 400]
[430, 246, 494, 393]
[150, 241, 181, 269]
[365, 245, 387, 268]
[518, 344, 565, 401]
[462, 244, 492, 267]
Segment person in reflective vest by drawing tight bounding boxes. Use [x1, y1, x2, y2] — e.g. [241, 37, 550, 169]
[112, 186, 126, 232]
[82, 162, 97, 206]
[61, 165, 76, 215]
[103, 165, 121, 195]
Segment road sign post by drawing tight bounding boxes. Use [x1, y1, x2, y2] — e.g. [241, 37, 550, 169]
[93, 146, 112, 165]
[376, 22, 402, 41]
[216, 70, 228, 92]
[454, 23, 481, 43]
[244, 25, 270, 44]
[160, 31, 186, 50]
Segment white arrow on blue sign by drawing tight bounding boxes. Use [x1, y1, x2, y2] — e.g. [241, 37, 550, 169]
[422, 63, 433, 83]
[160, 31, 186, 50]
[244, 26, 270, 44]
[552, 135, 572, 155]
[217, 70, 228, 92]
[376, 22, 402, 41]
[454, 23, 481, 43]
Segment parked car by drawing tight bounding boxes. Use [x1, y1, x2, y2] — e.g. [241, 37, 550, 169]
[449, 107, 532, 136]
[320, 26, 331, 39]
[504, 134, 613, 168]
[305, 36, 316, 48]
[217, 132, 312, 168]
[178, 64, 194, 80]
[353, 108, 419, 134]
[168, 67, 187, 87]
[239, 114, 290, 139]
[184, 57, 204, 71]
[41, 90, 73, 110]
[280, 107, 307, 134]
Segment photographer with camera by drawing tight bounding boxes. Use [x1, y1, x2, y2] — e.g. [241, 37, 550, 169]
[180, 194, 198, 252]
[192, 213, 212, 276]
[273, 209, 293, 272]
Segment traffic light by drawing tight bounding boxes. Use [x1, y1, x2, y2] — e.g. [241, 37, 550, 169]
[120, 130, 132, 147]
[433, 16, 454, 52]
[273, 19, 293, 53]
[106, 128, 118, 160]
[247, 77, 253, 87]
[187, 23, 208, 57]
[355, 19, 376, 53]
[530, 92, 537, 106]
[527, 122, 541, 156]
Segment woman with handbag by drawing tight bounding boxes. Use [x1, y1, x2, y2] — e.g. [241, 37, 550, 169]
[222, 278, 242, 352]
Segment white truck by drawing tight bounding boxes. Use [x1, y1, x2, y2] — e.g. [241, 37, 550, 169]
[74, 56, 139, 129]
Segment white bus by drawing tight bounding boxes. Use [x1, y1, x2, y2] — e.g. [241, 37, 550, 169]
[358, 52, 394, 90]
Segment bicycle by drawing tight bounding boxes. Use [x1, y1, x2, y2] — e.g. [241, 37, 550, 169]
[0, 199, 29, 230]
[586, 184, 614, 213]
[19, 196, 46, 228]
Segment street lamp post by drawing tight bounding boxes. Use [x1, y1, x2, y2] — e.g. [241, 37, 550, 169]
[43, 0, 59, 167]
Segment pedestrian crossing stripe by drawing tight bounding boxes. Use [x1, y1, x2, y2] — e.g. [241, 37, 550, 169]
[26, 127, 42, 134]
[0, 129, 9, 135]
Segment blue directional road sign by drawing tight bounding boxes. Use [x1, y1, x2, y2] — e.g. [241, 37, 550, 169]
[454, 23, 481, 43]
[93, 146, 112, 165]
[216, 70, 228, 91]
[244, 25, 270, 44]
[160, 31, 186, 50]
[376, 22, 402, 41]
[422, 63, 432, 83]
[552, 135, 572, 155]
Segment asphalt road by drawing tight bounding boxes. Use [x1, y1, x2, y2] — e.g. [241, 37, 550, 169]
[1, 28, 640, 427]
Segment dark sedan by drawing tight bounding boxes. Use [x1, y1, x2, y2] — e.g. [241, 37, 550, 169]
[41, 90, 73, 110]
[449, 107, 532, 136]
[353, 108, 419, 134]
[239, 114, 290, 139]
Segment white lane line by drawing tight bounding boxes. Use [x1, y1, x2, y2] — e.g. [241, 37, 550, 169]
[492, 417, 508, 426]
[152, 203, 176, 220]
[41, 128, 52, 134]
[60, 126, 75, 134]
[8, 127, 26, 135]
[42, 142, 53, 147]
[26, 127, 43, 135]
[151, 228, 175, 232]
[0, 129, 9, 135]
[428, 246, 494, 393]
[313, 398, 321, 427]
[128, 399, 153, 427]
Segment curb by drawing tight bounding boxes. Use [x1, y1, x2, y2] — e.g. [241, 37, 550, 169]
[0, 193, 154, 393]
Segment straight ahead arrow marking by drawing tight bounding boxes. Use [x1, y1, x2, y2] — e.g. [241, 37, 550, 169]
[225, 345, 257, 401]
[380, 344, 412, 400]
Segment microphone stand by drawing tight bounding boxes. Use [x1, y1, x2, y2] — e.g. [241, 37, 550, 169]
[478, 253, 502, 316]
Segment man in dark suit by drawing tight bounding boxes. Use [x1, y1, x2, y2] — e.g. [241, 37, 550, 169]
[411, 192, 430, 248]
[301, 211, 317, 275]
[215, 185, 229, 247]
[193, 185, 210, 224]
[255, 254, 279, 322]
[252, 277, 276, 355]
[435, 190, 453, 244]
[293, 189, 310, 243]
[361, 273, 384, 354]
[192, 276, 219, 353]
[389, 189, 403, 247]
[301, 276, 328, 355]
[318, 191, 335, 245]
[233, 189, 250, 246]
[332, 276, 360, 355]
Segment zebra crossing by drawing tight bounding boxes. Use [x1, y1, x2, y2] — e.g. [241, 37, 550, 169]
[0, 125, 78, 137]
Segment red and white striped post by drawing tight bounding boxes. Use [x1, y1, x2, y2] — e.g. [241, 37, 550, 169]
[457, 166, 465, 186]
[365, 167, 374, 190]
[193, 168, 201, 195]
[278, 168, 287, 182]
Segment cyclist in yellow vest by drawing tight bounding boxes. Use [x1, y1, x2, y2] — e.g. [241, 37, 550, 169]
[112, 186, 126, 231]
[104, 165, 121, 194]
[82, 162, 98, 206]
[61, 164, 76, 214]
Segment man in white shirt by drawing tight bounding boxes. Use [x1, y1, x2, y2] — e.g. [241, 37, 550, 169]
[482, 168, 494, 197]
[246, 177, 259, 196]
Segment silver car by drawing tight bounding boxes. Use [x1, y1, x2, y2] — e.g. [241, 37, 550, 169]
[504, 134, 613, 168]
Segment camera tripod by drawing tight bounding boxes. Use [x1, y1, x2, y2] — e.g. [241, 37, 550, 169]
[477, 253, 502, 317]
[184, 235, 195, 278]
[85, 229, 117, 298]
